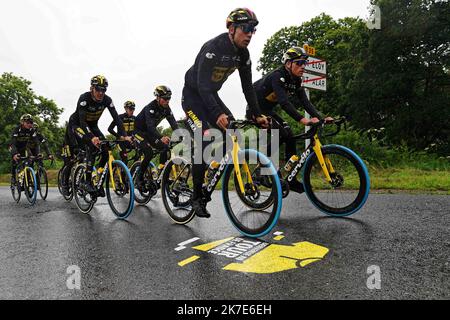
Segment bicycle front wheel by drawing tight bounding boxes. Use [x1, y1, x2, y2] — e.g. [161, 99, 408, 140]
[130, 161, 154, 205]
[161, 157, 194, 224]
[73, 164, 96, 214]
[24, 167, 38, 205]
[303, 144, 370, 216]
[11, 173, 21, 203]
[106, 160, 135, 219]
[38, 167, 48, 200]
[222, 149, 282, 238]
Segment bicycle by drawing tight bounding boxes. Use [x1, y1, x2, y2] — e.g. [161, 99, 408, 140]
[160, 120, 283, 238]
[72, 140, 135, 219]
[129, 140, 183, 205]
[57, 148, 86, 202]
[30, 154, 54, 200]
[250, 117, 370, 217]
[10, 155, 38, 205]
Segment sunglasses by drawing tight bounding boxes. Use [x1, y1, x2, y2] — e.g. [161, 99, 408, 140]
[94, 86, 107, 93]
[160, 96, 171, 101]
[237, 23, 257, 34]
[293, 59, 308, 66]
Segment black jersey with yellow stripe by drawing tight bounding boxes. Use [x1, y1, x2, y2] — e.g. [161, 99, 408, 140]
[69, 92, 125, 139]
[108, 113, 136, 137]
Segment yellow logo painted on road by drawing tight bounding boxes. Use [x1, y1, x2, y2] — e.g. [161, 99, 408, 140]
[178, 236, 329, 274]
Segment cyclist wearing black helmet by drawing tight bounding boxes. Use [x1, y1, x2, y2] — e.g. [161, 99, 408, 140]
[248, 46, 333, 193]
[9, 114, 40, 185]
[108, 100, 137, 164]
[134, 85, 179, 190]
[182, 8, 269, 218]
[68, 75, 132, 195]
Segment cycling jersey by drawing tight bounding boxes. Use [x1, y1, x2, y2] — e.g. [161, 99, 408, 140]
[69, 92, 125, 140]
[27, 130, 51, 155]
[135, 100, 178, 139]
[251, 66, 321, 121]
[10, 125, 39, 155]
[184, 32, 262, 121]
[108, 113, 136, 137]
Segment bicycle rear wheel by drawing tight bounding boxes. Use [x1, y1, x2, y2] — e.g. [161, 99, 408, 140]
[130, 161, 155, 205]
[222, 149, 282, 238]
[106, 160, 135, 219]
[161, 157, 194, 224]
[38, 167, 48, 200]
[303, 144, 370, 216]
[24, 167, 37, 205]
[58, 165, 74, 202]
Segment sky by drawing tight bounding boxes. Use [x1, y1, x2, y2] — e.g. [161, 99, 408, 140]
[0, 0, 372, 131]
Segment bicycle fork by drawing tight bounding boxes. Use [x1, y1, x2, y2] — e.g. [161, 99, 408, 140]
[311, 134, 335, 183]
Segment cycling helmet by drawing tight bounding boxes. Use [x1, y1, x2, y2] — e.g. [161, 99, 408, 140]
[124, 101, 136, 109]
[20, 114, 33, 123]
[154, 85, 172, 100]
[91, 75, 108, 90]
[226, 8, 258, 29]
[282, 47, 309, 64]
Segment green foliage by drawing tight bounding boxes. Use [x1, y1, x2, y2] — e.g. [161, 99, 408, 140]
[0, 72, 64, 173]
[258, 0, 450, 156]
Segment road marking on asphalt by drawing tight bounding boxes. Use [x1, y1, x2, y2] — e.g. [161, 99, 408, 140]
[273, 231, 285, 241]
[174, 237, 201, 251]
[193, 237, 235, 252]
[178, 255, 200, 267]
[223, 241, 329, 274]
[177, 236, 329, 274]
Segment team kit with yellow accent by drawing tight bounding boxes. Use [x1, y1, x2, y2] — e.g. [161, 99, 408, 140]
[9, 7, 370, 277]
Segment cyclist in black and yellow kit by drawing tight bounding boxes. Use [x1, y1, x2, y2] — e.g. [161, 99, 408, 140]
[9, 114, 53, 185]
[247, 46, 334, 193]
[68, 75, 132, 195]
[182, 8, 269, 218]
[108, 100, 136, 164]
[134, 85, 179, 190]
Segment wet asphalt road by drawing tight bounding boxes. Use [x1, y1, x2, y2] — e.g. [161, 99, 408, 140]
[0, 186, 449, 300]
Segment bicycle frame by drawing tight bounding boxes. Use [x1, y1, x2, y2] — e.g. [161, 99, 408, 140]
[284, 128, 338, 184]
[204, 133, 253, 195]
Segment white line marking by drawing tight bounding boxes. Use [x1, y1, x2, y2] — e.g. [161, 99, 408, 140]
[175, 237, 200, 251]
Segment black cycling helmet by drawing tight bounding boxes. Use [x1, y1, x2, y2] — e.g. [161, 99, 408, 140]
[226, 8, 259, 29]
[20, 114, 33, 123]
[154, 85, 172, 100]
[91, 75, 108, 90]
[124, 100, 136, 109]
[282, 47, 309, 64]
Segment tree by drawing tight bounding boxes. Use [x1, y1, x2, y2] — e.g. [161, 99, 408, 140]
[0, 72, 64, 172]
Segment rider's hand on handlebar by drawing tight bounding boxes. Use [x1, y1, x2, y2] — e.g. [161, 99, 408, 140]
[121, 135, 133, 143]
[300, 117, 320, 126]
[324, 117, 334, 124]
[48, 154, 54, 160]
[256, 115, 270, 129]
[161, 136, 171, 145]
[91, 136, 101, 148]
[216, 113, 229, 131]
[13, 154, 20, 162]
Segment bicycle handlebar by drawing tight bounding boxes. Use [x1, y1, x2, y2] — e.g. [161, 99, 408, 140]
[292, 116, 347, 140]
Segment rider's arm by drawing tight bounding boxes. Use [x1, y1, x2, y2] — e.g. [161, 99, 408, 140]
[10, 130, 19, 156]
[107, 119, 119, 138]
[297, 88, 322, 119]
[36, 132, 51, 155]
[238, 51, 262, 117]
[196, 47, 227, 122]
[77, 96, 95, 140]
[271, 76, 304, 122]
[107, 101, 126, 137]
[166, 109, 179, 131]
